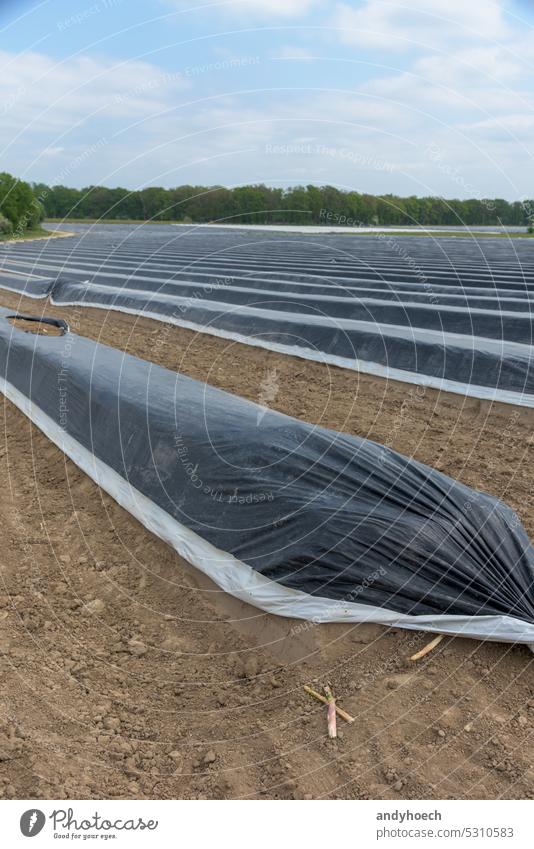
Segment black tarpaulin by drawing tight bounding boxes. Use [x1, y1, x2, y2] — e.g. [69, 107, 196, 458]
[1, 307, 534, 645]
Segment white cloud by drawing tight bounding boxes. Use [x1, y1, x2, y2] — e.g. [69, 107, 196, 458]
[471, 114, 534, 131]
[332, 0, 508, 50]
[41, 146, 65, 157]
[274, 46, 315, 59]
[0, 48, 192, 186]
[0, 50, 189, 136]
[415, 47, 523, 86]
[170, 0, 317, 18]
[230, 0, 316, 14]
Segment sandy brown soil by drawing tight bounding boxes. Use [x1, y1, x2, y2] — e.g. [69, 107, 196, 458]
[0, 289, 533, 800]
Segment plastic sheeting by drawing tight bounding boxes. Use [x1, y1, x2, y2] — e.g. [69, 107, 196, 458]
[1, 306, 534, 645]
[0, 269, 54, 298]
[2, 225, 534, 406]
[48, 279, 534, 400]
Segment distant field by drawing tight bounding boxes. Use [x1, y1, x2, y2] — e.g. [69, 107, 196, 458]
[45, 217, 184, 225]
[43, 219, 533, 237]
[4, 221, 534, 406]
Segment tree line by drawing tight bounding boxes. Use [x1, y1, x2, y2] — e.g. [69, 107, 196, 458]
[33, 183, 533, 227]
[2, 173, 533, 229]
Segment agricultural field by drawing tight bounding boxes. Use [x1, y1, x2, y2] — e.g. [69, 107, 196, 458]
[3, 223, 534, 404]
[0, 224, 533, 801]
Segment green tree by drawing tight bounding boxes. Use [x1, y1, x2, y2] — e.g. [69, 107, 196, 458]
[0, 173, 43, 231]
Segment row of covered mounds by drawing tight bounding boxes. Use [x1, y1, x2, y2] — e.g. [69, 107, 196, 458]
[1, 305, 534, 644]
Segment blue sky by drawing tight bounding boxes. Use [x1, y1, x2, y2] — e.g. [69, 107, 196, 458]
[1, 0, 533, 199]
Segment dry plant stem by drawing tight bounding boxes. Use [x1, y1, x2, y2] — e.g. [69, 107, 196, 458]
[324, 685, 337, 739]
[409, 634, 444, 661]
[306, 686, 355, 723]
[303, 686, 355, 723]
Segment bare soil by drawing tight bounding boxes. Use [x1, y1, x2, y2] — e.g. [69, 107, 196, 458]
[0, 289, 533, 800]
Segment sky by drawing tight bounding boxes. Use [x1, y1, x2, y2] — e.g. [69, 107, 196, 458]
[1, 0, 533, 199]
